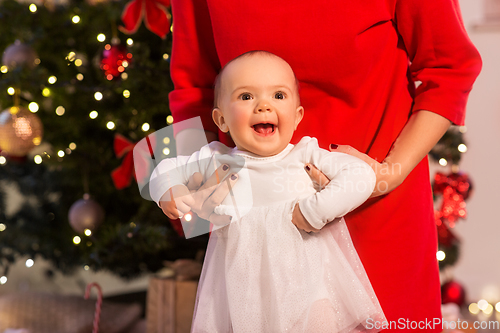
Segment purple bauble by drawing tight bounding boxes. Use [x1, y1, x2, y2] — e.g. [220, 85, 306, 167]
[68, 194, 105, 233]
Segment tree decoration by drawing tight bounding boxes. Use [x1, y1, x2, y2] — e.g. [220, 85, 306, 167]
[68, 194, 105, 233]
[120, 0, 171, 39]
[2, 40, 38, 69]
[433, 172, 472, 228]
[100, 38, 132, 80]
[441, 280, 466, 307]
[0, 106, 43, 157]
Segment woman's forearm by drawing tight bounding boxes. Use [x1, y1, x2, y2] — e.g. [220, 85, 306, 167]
[378, 110, 452, 194]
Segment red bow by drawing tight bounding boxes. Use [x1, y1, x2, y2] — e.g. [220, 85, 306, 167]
[433, 172, 472, 228]
[120, 0, 171, 39]
[111, 134, 154, 190]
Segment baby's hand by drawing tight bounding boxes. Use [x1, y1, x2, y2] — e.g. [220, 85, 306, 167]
[159, 184, 196, 219]
[291, 203, 321, 233]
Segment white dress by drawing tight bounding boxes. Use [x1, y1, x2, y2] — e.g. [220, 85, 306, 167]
[150, 137, 386, 332]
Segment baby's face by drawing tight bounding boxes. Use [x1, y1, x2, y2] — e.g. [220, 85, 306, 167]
[213, 54, 303, 157]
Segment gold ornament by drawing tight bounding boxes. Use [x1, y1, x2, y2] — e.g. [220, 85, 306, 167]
[0, 106, 43, 157]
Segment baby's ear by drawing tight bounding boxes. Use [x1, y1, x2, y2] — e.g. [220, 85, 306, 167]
[212, 108, 229, 133]
[294, 106, 304, 130]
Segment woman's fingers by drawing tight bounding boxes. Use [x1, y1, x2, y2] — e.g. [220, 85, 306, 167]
[186, 172, 204, 191]
[304, 163, 331, 190]
[197, 163, 231, 193]
[197, 174, 238, 220]
[330, 144, 378, 169]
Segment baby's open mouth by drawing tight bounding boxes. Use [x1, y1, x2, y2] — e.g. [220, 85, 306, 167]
[253, 123, 275, 135]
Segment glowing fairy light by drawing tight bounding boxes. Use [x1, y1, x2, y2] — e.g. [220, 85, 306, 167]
[25, 259, 34, 268]
[73, 236, 81, 244]
[163, 148, 170, 156]
[84, 229, 92, 236]
[57, 150, 65, 157]
[74, 59, 83, 67]
[28, 102, 39, 113]
[7, 87, 15, 95]
[439, 158, 447, 167]
[436, 251, 445, 261]
[0, 276, 7, 284]
[29, 4, 37, 12]
[94, 92, 103, 101]
[1, 66, 7, 73]
[48, 76, 57, 84]
[106, 121, 115, 130]
[97, 33, 106, 42]
[166, 115, 173, 124]
[76, 73, 84, 81]
[458, 144, 467, 153]
[55, 106, 65, 116]
[0, 157, 6, 165]
[127, 38, 134, 45]
[72, 15, 81, 24]
[0, 224, 6, 231]
[34, 155, 43, 164]
[69, 143, 77, 150]
[42, 88, 50, 97]
[141, 123, 150, 131]
[123, 90, 130, 98]
[89, 111, 98, 119]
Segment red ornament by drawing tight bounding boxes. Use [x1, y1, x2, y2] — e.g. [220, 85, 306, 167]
[433, 172, 473, 227]
[120, 0, 171, 39]
[441, 280, 466, 307]
[100, 42, 132, 80]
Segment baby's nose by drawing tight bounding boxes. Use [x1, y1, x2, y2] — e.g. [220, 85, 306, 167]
[256, 100, 272, 112]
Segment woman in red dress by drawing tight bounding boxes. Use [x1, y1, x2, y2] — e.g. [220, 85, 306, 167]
[165, 0, 482, 331]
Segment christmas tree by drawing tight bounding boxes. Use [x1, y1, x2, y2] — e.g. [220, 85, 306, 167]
[0, 0, 208, 280]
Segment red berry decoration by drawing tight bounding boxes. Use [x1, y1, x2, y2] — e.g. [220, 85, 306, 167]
[100, 39, 132, 80]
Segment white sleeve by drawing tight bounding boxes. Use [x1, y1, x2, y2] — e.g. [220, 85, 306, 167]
[298, 143, 376, 230]
[149, 143, 218, 207]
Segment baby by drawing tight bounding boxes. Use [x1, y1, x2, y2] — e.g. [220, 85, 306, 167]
[150, 51, 386, 332]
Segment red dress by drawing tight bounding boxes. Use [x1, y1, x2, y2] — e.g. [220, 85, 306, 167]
[168, 0, 482, 331]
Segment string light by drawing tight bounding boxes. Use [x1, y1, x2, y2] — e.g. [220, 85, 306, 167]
[67, 52, 76, 61]
[163, 53, 170, 60]
[458, 144, 467, 153]
[84, 229, 92, 236]
[0, 276, 7, 285]
[106, 121, 115, 130]
[436, 251, 445, 261]
[0, 157, 6, 165]
[34, 155, 42, 164]
[25, 259, 34, 268]
[439, 158, 447, 166]
[97, 33, 106, 42]
[76, 73, 84, 81]
[69, 142, 77, 150]
[48, 76, 57, 84]
[127, 38, 134, 46]
[141, 123, 150, 131]
[163, 137, 170, 145]
[72, 15, 80, 24]
[459, 126, 467, 133]
[469, 303, 480, 314]
[478, 299, 489, 311]
[84, 265, 90, 271]
[28, 102, 39, 113]
[7, 87, 15, 95]
[29, 3, 37, 12]
[484, 304, 494, 314]
[121, 73, 128, 80]
[123, 90, 130, 98]
[166, 115, 173, 124]
[42, 88, 50, 97]
[74, 59, 83, 67]
[94, 92, 103, 101]
[163, 148, 170, 156]
[1, 66, 8, 73]
[73, 236, 81, 245]
[55, 106, 65, 116]
[184, 213, 192, 222]
[0, 224, 6, 231]
[89, 110, 98, 119]
[57, 150, 65, 157]
[495, 302, 500, 312]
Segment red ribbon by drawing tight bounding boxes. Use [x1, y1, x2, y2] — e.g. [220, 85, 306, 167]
[120, 0, 171, 39]
[111, 134, 154, 190]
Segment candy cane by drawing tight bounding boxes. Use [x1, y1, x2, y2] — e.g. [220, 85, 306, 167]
[84, 282, 103, 333]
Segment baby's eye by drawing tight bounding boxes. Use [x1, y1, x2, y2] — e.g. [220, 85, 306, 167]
[239, 93, 252, 100]
[274, 92, 285, 100]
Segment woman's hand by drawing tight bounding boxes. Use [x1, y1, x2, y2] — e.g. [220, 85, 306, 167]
[159, 163, 238, 226]
[291, 203, 321, 233]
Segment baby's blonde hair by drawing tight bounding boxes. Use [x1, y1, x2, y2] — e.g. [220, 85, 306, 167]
[213, 50, 300, 109]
